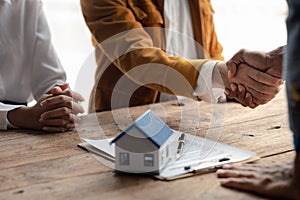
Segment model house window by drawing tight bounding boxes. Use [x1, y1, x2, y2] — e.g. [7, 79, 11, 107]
[144, 154, 154, 166]
[119, 152, 129, 165]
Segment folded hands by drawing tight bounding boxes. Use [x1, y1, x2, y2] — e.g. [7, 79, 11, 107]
[7, 83, 85, 132]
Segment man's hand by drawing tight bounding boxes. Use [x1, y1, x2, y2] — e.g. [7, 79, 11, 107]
[216, 62, 282, 108]
[46, 83, 85, 103]
[40, 83, 85, 132]
[227, 47, 284, 79]
[225, 47, 284, 107]
[217, 158, 300, 199]
[7, 83, 85, 132]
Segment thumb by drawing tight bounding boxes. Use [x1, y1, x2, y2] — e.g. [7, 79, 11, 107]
[51, 83, 69, 95]
[226, 49, 248, 79]
[226, 49, 267, 79]
[226, 61, 237, 79]
[57, 83, 69, 91]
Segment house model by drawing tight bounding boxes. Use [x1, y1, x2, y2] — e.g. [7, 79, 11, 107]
[110, 110, 175, 174]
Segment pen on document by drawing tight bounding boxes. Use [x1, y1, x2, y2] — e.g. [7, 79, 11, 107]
[176, 133, 186, 160]
[184, 157, 231, 171]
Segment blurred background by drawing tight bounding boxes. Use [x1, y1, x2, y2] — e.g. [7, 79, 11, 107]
[42, 0, 288, 113]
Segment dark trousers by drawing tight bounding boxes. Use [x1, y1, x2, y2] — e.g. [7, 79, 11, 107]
[286, 0, 300, 152]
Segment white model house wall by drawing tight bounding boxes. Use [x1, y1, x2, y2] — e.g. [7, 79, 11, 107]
[115, 146, 160, 174]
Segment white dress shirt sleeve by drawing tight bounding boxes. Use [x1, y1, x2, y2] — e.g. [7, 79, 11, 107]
[30, 2, 66, 100]
[193, 61, 226, 103]
[0, 1, 66, 130]
[0, 104, 22, 130]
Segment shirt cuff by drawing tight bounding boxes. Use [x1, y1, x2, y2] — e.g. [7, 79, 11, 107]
[6, 112, 18, 129]
[0, 104, 23, 130]
[193, 61, 226, 103]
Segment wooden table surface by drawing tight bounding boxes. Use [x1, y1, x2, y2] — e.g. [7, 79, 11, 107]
[0, 89, 295, 200]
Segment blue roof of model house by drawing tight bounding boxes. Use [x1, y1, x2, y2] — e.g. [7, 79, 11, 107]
[110, 110, 174, 148]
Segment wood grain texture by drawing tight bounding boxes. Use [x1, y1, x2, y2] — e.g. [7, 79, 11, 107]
[0, 151, 295, 200]
[0, 89, 295, 200]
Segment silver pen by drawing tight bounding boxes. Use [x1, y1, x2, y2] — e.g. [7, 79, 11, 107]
[176, 133, 186, 160]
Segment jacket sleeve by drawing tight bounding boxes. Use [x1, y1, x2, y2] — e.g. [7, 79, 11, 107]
[200, 0, 224, 61]
[80, 0, 210, 98]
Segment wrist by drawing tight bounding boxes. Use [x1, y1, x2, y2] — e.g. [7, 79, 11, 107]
[6, 113, 18, 129]
[7, 107, 27, 128]
[7, 106, 38, 129]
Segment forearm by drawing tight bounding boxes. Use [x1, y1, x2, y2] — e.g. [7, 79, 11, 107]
[81, 0, 208, 98]
[117, 49, 207, 98]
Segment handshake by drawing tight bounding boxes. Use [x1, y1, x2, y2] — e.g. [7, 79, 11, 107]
[219, 46, 284, 108]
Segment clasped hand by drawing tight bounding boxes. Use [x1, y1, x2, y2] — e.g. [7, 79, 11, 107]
[38, 83, 85, 132]
[224, 48, 284, 108]
[8, 83, 85, 132]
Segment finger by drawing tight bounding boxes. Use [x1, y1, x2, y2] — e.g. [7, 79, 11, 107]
[225, 87, 238, 99]
[246, 88, 276, 101]
[38, 93, 51, 102]
[252, 95, 275, 105]
[232, 85, 247, 107]
[51, 86, 63, 95]
[232, 64, 280, 96]
[221, 164, 237, 169]
[231, 83, 237, 92]
[245, 76, 280, 95]
[245, 92, 257, 108]
[40, 95, 73, 106]
[248, 69, 283, 87]
[238, 85, 251, 107]
[70, 102, 85, 114]
[40, 95, 85, 113]
[226, 62, 237, 79]
[40, 107, 72, 120]
[217, 169, 257, 179]
[228, 84, 255, 108]
[45, 121, 75, 129]
[224, 88, 230, 96]
[226, 86, 254, 108]
[48, 84, 84, 102]
[221, 164, 264, 172]
[40, 118, 70, 127]
[40, 114, 80, 127]
[61, 90, 85, 102]
[237, 85, 246, 104]
[50, 83, 69, 95]
[42, 126, 70, 133]
[61, 114, 81, 123]
[42, 121, 75, 132]
[58, 83, 70, 91]
[219, 177, 259, 192]
[241, 163, 271, 169]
